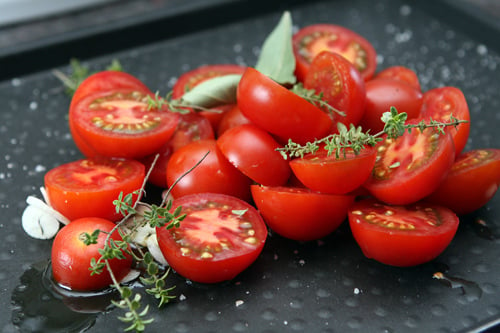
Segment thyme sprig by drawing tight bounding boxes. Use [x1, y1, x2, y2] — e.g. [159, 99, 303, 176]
[277, 106, 468, 160]
[81, 152, 209, 332]
[291, 83, 346, 118]
[145, 91, 224, 114]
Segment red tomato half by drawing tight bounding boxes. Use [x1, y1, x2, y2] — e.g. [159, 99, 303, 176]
[348, 199, 459, 267]
[359, 78, 423, 133]
[293, 24, 377, 82]
[304, 51, 366, 129]
[166, 139, 252, 201]
[45, 158, 145, 221]
[69, 71, 180, 159]
[156, 193, 267, 283]
[364, 124, 455, 205]
[217, 124, 291, 186]
[374, 66, 421, 91]
[252, 185, 354, 241]
[51, 217, 133, 291]
[290, 147, 377, 195]
[237, 67, 332, 145]
[419, 86, 471, 156]
[425, 149, 500, 215]
[141, 112, 214, 188]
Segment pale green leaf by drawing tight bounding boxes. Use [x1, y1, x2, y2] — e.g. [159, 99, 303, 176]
[179, 74, 241, 108]
[255, 11, 296, 85]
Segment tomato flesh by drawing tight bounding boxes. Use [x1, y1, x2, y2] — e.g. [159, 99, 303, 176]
[156, 193, 267, 283]
[348, 199, 459, 267]
[51, 217, 132, 291]
[425, 149, 500, 215]
[45, 158, 145, 221]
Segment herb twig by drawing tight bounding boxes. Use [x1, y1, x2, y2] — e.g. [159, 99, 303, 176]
[291, 83, 346, 118]
[277, 106, 468, 159]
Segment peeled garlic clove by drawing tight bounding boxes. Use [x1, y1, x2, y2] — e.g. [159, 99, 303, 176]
[26, 196, 70, 225]
[22, 205, 60, 239]
[146, 233, 169, 266]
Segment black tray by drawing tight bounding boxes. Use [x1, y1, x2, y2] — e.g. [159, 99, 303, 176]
[1, 0, 499, 332]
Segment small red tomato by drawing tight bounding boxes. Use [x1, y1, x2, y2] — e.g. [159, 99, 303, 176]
[45, 158, 145, 221]
[349, 199, 459, 267]
[156, 193, 267, 283]
[51, 217, 133, 291]
[374, 66, 421, 91]
[425, 149, 500, 215]
[252, 185, 354, 241]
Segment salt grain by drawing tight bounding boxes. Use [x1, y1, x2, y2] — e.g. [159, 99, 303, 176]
[235, 300, 244, 307]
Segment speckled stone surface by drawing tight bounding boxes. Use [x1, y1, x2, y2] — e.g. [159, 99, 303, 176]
[1, 0, 500, 332]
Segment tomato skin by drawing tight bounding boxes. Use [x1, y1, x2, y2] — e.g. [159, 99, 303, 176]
[348, 199, 459, 267]
[141, 112, 214, 188]
[252, 185, 354, 241]
[156, 193, 267, 283]
[166, 139, 252, 201]
[364, 124, 455, 205]
[69, 71, 180, 159]
[51, 217, 133, 291]
[216, 105, 252, 137]
[45, 158, 145, 221]
[425, 149, 500, 215]
[359, 78, 423, 133]
[293, 24, 377, 82]
[217, 124, 291, 186]
[374, 66, 421, 91]
[237, 67, 332, 145]
[419, 86, 470, 156]
[304, 51, 366, 129]
[289, 147, 377, 195]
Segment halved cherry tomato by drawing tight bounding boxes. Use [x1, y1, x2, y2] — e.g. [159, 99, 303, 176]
[348, 199, 459, 267]
[172, 64, 247, 133]
[141, 112, 214, 188]
[425, 149, 500, 215]
[419, 86, 470, 156]
[69, 71, 180, 159]
[156, 193, 267, 283]
[252, 185, 354, 241]
[45, 158, 145, 221]
[293, 24, 377, 82]
[304, 51, 366, 129]
[216, 105, 252, 137]
[289, 147, 377, 195]
[359, 78, 423, 133]
[166, 139, 252, 201]
[51, 217, 133, 291]
[374, 66, 421, 91]
[217, 124, 291, 186]
[363, 123, 455, 205]
[237, 67, 331, 145]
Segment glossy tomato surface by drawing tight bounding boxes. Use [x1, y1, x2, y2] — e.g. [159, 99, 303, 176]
[69, 71, 180, 159]
[51, 217, 133, 291]
[425, 149, 500, 215]
[364, 124, 455, 205]
[359, 78, 423, 133]
[374, 66, 421, 91]
[237, 67, 331, 145]
[216, 105, 253, 137]
[304, 51, 366, 129]
[252, 185, 354, 241]
[290, 147, 377, 195]
[217, 124, 291, 186]
[419, 86, 471, 156]
[156, 193, 267, 283]
[45, 158, 145, 221]
[348, 199, 459, 267]
[292, 23, 377, 82]
[141, 112, 214, 188]
[166, 139, 252, 201]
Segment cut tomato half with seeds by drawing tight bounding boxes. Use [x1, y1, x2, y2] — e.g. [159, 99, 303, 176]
[69, 71, 180, 159]
[156, 193, 267, 283]
[348, 199, 459, 267]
